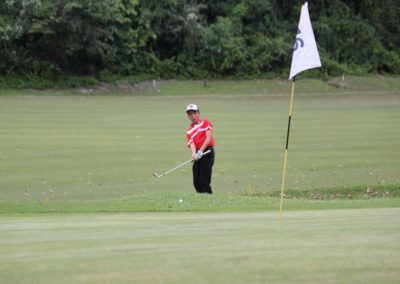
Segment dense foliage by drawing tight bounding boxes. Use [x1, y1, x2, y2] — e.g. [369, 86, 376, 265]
[0, 0, 399, 86]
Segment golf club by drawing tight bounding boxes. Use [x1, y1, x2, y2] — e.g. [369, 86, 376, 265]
[152, 150, 211, 178]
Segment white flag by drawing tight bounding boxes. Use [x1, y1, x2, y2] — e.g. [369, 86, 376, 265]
[289, 2, 321, 80]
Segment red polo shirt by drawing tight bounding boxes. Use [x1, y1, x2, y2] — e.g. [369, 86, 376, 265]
[186, 119, 215, 150]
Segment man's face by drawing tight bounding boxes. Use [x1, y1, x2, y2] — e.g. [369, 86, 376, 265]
[187, 110, 200, 124]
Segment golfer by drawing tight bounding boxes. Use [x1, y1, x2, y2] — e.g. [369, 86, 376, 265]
[186, 104, 215, 194]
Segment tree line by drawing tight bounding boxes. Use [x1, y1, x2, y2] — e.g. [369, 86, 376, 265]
[0, 0, 399, 87]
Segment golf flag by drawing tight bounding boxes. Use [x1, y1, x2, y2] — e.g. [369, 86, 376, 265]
[289, 2, 321, 80]
[280, 2, 321, 220]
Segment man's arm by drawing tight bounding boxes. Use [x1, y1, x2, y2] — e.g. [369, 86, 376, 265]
[199, 130, 213, 153]
[189, 142, 198, 160]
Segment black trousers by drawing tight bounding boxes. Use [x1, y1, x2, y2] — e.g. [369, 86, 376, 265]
[192, 147, 215, 194]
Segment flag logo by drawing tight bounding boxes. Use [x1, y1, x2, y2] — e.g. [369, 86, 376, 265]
[294, 29, 304, 51]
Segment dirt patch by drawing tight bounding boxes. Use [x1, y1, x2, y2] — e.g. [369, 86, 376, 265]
[327, 77, 349, 89]
[244, 185, 400, 200]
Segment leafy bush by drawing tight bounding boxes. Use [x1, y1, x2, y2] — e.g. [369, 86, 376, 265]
[159, 59, 184, 79]
[0, 75, 98, 89]
[0, 0, 399, 87]
[378, 51, 400, 74]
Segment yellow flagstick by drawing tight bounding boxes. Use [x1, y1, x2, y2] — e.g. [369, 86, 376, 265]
[279, 76, 296, 221]
[280, 1, 321, 219]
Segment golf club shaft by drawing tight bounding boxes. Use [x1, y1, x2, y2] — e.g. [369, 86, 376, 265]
[158, 149, 211, 177]
[162, 159, 193, 176]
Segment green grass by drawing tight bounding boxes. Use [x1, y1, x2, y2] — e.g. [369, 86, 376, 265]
[1, 79, 399, 209]
[1, 209, 399, 283]
[1, 194, 400, 214]
[0, 76, 399, 213]
[0, 76, 399, 283]
[1, 74, 399, 96]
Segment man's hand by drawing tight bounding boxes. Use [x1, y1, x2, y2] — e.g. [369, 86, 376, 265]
[196, 150, 203, 160]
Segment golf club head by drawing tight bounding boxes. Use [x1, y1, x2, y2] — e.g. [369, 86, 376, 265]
[152, 172, 163, 178]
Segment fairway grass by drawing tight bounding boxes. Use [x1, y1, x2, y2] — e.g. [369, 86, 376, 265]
[1, 192, 399, 214]
[1, 208, 399, 283]
[0, 76, 399, 213]
[0, 77, 399, 283]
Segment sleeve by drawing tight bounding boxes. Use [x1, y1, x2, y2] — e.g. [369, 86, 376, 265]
[204, 120, 213, 131]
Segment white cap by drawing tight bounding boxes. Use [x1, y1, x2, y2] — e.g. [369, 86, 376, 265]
[186, 104, 199, 113]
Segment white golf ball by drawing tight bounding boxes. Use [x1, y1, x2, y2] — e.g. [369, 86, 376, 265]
[179, 199, 183, 203]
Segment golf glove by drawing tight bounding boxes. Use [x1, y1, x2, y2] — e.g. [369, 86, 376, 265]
[196, 150, 203, 159]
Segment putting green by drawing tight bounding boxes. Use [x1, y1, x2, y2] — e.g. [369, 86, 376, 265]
[1, 208, 399, 283]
